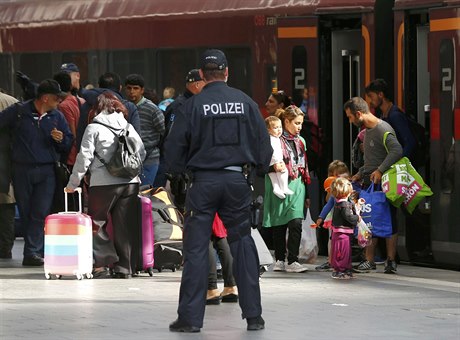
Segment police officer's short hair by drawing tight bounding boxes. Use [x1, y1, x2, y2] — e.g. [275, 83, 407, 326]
[201, 68, 226, 82]
[125, 74, 145, 88]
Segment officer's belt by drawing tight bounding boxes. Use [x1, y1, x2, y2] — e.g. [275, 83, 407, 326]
[223, 166, 243, 172]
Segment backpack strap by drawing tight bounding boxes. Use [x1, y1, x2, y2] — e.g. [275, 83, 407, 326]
[91, 121, 128, 166]
[383, 131, 391, 154]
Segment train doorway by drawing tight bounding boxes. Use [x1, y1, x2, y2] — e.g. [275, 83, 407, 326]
[331, 30, 361, 170]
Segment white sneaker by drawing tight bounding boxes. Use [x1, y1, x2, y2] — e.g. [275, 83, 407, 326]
[273, 260, 285, 272]
[285, 261, 308, 273]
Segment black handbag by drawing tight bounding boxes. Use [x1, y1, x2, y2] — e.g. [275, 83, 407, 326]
[54, 161, 71, 185]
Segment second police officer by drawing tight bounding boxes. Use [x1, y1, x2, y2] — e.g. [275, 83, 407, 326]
[165, 49, 272, 333]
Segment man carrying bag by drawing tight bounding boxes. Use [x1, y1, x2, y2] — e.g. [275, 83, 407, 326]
[344, 97, 403, 274]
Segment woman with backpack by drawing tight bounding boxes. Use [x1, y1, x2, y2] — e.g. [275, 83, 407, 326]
[65, 92, 145, 278]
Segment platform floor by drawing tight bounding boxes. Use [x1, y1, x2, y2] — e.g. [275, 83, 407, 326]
[1, 239, 459, 340]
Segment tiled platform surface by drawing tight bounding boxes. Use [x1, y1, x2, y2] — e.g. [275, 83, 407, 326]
[1, 239, 459, 340]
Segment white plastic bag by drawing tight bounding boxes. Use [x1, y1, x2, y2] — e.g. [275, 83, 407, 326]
[298, 209, 319, 264]
[251, 228, 274, 266]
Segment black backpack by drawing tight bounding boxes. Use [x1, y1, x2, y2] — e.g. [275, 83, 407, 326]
[94, 122, 143, 179]
[406, 114, 428, 168]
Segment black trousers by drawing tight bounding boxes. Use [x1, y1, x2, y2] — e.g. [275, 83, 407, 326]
[272, 218, 302, 264]
[88, 183, 139, 274]
[0, 203, 15, 254]
[208, 236, 236, 290]
[177, 170, 261, 328]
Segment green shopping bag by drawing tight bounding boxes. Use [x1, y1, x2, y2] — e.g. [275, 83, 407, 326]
[381, 157, 410, 207]
[382, 157, 433, 213]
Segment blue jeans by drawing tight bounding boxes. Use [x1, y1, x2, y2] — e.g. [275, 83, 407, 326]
[12, 163, 55, 257]
[141, 160, 159, 187]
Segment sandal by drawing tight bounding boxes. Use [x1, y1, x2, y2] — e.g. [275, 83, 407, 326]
[221, 293, 238, 303]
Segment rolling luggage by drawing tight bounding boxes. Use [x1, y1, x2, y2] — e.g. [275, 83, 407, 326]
[131, 195, 155, 276]
[44, 188, 93, 280]
[142, 187, 183, 272]
[106, 195, 155, 276]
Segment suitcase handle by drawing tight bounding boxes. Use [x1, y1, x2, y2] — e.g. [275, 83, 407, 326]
[63, 187, 82, 213]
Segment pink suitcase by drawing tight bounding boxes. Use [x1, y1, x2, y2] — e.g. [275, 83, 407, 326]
[107, 195, 154, 276]
[44, 188, 93, 280]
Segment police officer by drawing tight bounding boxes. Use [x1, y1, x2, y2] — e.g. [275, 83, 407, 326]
[165, 49, 272, 333]
[155, 69, 205, 189]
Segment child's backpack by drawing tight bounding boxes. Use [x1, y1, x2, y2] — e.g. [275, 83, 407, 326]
[301, 120, 324, 172]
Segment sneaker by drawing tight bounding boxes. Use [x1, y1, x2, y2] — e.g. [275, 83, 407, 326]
[331, 272, 350, 280]
[384, 259, 397, 274]
[285, 261, 308, 273]
[315, 261, 332, 271]
[352, 260, 376, 273]
[247, 316, 265, 331]
[345, 270, 355, 279]
[273, 260, 285, 272]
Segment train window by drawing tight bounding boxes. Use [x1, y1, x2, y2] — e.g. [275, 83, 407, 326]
[156, 49, 197, 97]
[109, 50, 150, 87]
[19, 53, 53, 86]
[223, 48, 252, 97]
[291, 46, 307, 107]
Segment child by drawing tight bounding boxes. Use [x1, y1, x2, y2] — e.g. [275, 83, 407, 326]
[314, 160, 349, 271]
[265, 116, 294, 199]
[330, 177, 360, 279]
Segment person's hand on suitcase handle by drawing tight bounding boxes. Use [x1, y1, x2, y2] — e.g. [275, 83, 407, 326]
[64, 187, 82, 194]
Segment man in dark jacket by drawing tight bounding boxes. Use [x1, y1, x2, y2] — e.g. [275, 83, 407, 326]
[0, 92, 18, 259]
[154, 69, 205, 189]
[0, 80, 73, 266]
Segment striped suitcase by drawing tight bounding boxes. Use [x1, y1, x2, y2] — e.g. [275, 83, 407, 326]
[44, 188, 93, 280]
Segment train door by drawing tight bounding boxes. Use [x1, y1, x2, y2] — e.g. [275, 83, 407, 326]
[331, 30, 361, 169]
[428, 7, 460, 267]
[276, 17, 321, 218]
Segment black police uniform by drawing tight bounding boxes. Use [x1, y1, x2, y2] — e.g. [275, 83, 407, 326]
[164, 81, 272, 328]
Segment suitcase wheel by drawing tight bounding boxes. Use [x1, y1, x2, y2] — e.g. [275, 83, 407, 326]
[45, 273, 51, 280]
[76, 273, 83, 280]
[148, 268, 154, 277]
[56, 275, 62, 279]
[85, 273, 93, 279]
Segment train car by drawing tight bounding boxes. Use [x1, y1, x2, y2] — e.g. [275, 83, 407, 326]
[0, 0, 458, 268]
